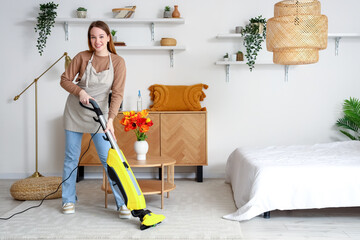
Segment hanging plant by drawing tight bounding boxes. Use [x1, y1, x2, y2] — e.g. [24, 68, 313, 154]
[241, 15, 267, 71]
[34, 2, 59, 56]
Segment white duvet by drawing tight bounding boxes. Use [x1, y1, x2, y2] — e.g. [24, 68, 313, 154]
[223, 141, 360, 221]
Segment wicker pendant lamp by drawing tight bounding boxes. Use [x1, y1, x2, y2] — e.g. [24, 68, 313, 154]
[266, 0, 328, 65]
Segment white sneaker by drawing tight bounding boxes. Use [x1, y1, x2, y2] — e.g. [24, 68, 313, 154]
[119, 205, 131, 219]
[62, 203, 75, 214]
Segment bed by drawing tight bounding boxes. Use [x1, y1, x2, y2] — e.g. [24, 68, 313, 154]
[223, 141, 360, 221]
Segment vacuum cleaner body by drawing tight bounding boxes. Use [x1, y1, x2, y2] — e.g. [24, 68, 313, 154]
[106, 148, 146, 210]
[80, 99, 165, 230]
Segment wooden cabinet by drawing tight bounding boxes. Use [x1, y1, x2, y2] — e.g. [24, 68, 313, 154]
[160, 112, 207, 166]
[79, 111, 207, 181]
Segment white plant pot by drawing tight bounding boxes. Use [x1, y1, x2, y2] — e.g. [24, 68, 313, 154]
[164, 11, 171, 18]
[231, 54, 237, 61]
[134, 140, 149, 160]
[77, 11, 87, 18]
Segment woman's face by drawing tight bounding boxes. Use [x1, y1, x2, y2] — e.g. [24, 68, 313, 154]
[89, 27, 110, 55]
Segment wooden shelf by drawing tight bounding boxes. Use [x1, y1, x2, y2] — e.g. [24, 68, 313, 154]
[138, 180, 176, 195]
[103, 156, 176, 209]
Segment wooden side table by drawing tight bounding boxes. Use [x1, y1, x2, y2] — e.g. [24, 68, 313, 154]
[104, 156, 176, 209]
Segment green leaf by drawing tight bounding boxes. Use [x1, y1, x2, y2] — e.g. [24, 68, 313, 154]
[35, 1, 58, 55]
[339, 130, 357, 140]
[336, 117, 359, 132]
[336, 97, 360, 141]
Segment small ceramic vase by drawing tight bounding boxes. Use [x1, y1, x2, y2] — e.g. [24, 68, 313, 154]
[172, 5, 180, 18]
[134, 140, 149, 160]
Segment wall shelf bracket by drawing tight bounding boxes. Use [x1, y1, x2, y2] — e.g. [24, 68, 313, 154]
[151, 22, 155, 41]
[335, 37, 341, 56]
[226, 64, 230, 82]
[170, 50, 174, 67]
[285, 65, 289, 82]
[64, 22, 69, 41]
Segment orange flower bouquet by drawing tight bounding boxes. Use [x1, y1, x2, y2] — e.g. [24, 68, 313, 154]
[120, 110, 153, 141]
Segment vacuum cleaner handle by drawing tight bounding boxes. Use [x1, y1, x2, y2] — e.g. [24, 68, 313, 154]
[79, 99, 103, 116]
[79, 99, 118, 151]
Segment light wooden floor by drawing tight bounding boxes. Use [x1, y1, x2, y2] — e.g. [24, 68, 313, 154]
[1, 179, 360, 239]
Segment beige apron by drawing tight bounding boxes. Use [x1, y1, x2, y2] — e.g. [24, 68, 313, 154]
[63, 52, 114, 133]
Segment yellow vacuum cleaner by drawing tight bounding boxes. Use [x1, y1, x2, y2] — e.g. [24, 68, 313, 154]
[80, 99, 165, 230]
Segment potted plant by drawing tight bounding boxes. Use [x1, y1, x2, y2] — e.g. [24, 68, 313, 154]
[241, 15, 267, 71]
[164, 6, 171, 18]
[223, 53, 229, 61]
[236, 51, 244, 61]
[336, 97, 360, 140]
[34, 2, 58, 56]
[77, 7, 87, 18]
[111, 29, 117, 42]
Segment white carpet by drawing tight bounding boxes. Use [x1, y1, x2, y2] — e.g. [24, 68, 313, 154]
[0, 179, 242, 239]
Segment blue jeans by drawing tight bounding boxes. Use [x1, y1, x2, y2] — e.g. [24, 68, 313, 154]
[62, 130, 125, 210]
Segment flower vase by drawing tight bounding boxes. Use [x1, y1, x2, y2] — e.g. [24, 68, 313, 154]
[134, 140, 149, 160]
[172, 5, 180, 18]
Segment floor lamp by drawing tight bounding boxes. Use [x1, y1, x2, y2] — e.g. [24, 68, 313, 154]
[14, 52, 72, 178]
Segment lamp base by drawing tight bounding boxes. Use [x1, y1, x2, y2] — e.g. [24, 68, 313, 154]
[28, 171, 44, 178]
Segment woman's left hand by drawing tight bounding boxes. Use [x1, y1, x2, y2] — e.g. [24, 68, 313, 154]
[105, 118, 116, 141]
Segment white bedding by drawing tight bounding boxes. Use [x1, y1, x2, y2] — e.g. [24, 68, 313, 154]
[223, 141, 360, 221]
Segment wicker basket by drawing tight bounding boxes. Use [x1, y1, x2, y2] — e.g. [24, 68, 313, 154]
[160, 38, 177, 46]
[10, 176, 62, 200]
[112, 7, 136, 18]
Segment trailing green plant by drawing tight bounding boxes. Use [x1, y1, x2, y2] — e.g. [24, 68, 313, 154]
[164, 6, 171, 11]
[224, 53, 229, 58]
[241, 15, 267, 71]
[34, 2, 58, 56]
[336, 97, 360, 140]
[77, 7, 87, 11]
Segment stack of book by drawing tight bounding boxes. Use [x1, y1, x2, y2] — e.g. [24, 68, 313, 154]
[114, 42, 126, 46]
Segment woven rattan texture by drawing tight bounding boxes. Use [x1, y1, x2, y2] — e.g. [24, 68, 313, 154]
[10, 176, 62, 200]
[266, 0, 328, 65]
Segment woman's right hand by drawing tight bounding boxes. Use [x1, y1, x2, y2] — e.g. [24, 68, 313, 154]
[79, 89, 94, 105]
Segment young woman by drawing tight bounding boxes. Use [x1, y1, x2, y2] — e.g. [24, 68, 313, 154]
[60, 21, 130, 219]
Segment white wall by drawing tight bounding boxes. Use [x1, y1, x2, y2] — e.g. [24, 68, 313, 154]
[1, 0, 360, 179]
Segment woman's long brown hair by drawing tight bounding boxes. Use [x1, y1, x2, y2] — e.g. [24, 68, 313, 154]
[87, 21, 117, 54]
